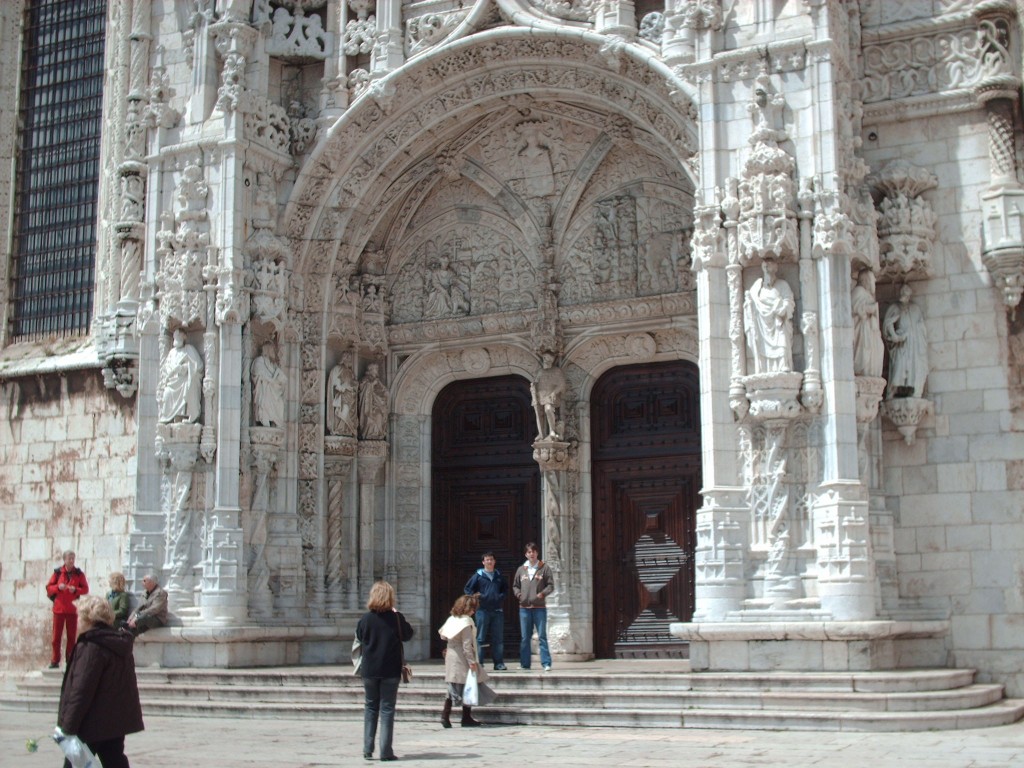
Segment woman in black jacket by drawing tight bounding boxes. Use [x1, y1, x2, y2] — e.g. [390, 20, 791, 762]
[356, 581, 414, 761]
[57, 594, 143, 767]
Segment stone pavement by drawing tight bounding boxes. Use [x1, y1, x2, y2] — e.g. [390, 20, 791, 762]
[3, 708, 1024, 767]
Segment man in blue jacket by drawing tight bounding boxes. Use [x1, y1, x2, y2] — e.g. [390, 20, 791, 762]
[464, 552, 508, 670]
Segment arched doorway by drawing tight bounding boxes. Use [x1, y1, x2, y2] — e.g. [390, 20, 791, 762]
[591, 360, 701, 658]
[430, 375, 541, 658]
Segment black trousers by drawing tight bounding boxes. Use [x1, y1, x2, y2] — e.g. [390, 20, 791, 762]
[63, 735, 129, 768]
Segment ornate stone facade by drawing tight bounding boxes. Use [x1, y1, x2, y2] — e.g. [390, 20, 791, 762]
[1, 0, 1024, 701]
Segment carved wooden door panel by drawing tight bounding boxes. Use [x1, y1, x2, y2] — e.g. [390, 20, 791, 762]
[592, 360, 701, 658]
[431, 375, 540, 658]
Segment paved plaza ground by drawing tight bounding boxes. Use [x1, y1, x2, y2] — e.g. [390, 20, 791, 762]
[3, 707, 1024, 767]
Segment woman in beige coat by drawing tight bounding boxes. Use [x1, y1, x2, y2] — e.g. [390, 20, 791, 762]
[438, 594, 493, 727]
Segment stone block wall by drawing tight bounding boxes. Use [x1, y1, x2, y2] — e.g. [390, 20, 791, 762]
[864, 107, 1024, 696]
[0, 367, 137, 678]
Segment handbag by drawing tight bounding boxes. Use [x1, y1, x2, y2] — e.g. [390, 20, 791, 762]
[394, 613, 413, 684]
[463, 668, 479, 706]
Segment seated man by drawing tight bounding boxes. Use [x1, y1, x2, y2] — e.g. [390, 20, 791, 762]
[127, 574, 168, 635]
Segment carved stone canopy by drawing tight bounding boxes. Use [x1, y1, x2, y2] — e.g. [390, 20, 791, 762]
[870, 160, 938, 283]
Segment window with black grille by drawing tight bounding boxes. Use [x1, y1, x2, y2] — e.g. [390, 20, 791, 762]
[10, 0, 106, 339]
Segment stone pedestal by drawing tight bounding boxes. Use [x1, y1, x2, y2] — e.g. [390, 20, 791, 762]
[132, 623, 366, 668]
[672, 620, 950, 672]
[881, 396, 932, 445]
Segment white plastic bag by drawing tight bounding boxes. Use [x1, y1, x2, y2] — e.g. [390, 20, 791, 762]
[351, 636, 363, 676]
[53, 727, 97, 768]
[463, 668, 479, 706]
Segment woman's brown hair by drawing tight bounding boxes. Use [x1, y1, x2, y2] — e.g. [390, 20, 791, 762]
[450, 594, 478, 617]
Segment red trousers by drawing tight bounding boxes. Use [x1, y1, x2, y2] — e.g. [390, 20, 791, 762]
[51, 613, 77, 664]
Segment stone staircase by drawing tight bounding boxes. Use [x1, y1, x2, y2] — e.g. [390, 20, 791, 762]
[4, 661, 1022, 731]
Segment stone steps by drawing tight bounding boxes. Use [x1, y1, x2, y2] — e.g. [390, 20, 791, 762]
[5, 664, 1022, 732]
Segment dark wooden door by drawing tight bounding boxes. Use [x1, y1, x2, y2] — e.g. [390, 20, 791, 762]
[592, 360, 701, 658]
[431, 375, 540, 658]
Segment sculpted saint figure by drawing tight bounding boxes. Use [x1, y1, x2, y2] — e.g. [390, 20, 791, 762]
[883, 284, 929, 399]
[327, 358, 358, 437]
[252, 342, 287, 427]
[851, 269, 885, 378]
[531, 351, 568, 440]
[359, 363, 388, 440]
[159, 328, 203, 424]
[743, 260, 795, 374]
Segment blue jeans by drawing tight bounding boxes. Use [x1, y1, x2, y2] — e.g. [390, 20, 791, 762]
[518, 607, 551, 668]
[476, 607, 505, 666]
[363, 677, 400, 758]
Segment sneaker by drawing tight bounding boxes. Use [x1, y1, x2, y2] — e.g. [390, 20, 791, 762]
[47, 663, 58, 669]
[520, 665, 531, 670]
[494, 664, 507, 671]
[543, 665, 552, 672]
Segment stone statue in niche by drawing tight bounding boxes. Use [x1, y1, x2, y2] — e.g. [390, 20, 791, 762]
[327, 357, 358, 437]
[531, 351, 568, 441]
[851, 269, 885, 378]
[883, 284, 929, 399]
[252, 342, 286, 427]
[743, 260, 795, 374]
[423, 254, 469, 318]
[359, 363, 388, 440]
[159, 328, 203, 424]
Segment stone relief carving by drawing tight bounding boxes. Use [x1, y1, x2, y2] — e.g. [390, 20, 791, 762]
[213, 22, 258, 114]
[252, 258, 289, 328]
[255, 1, 328, 58]
[870, 160, 938, 282]
[288, 42, 698, 238]
[391, 229, 536, 324]
[406, 12, 466, 57]
[342, 4, 375, 58]
[244, 97, 291, 153]
[525, 0, 592, 22]
[157, 161, 210, 332]
[736, 69, 798, 265]
[159, 329, 204, 424]
[862, 17, 1013, 104]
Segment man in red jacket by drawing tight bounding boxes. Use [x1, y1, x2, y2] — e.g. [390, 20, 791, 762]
[45, 550, 89, 668]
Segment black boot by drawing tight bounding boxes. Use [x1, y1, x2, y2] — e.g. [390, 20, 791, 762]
[441, 697, 452, 728]
[461, 705, 481, 727]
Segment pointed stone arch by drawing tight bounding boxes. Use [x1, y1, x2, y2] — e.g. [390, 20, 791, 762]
[281, 28, 699, 291]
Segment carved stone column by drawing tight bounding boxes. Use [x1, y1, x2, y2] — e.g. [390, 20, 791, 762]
[533, 438, 584, 658]
[156, 422, 202, 613]
[247, 426, 282, 617]
[357, 442, 387, 601]
[324, 436, 357, 615]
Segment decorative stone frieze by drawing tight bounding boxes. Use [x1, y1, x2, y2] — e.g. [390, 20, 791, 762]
[255, 1, 328, 59]
[861, 15, 1014, 104]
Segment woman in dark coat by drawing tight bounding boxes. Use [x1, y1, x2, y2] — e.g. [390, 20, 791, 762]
[57, 594, 143, 768]
[356, 581, 414, 761]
